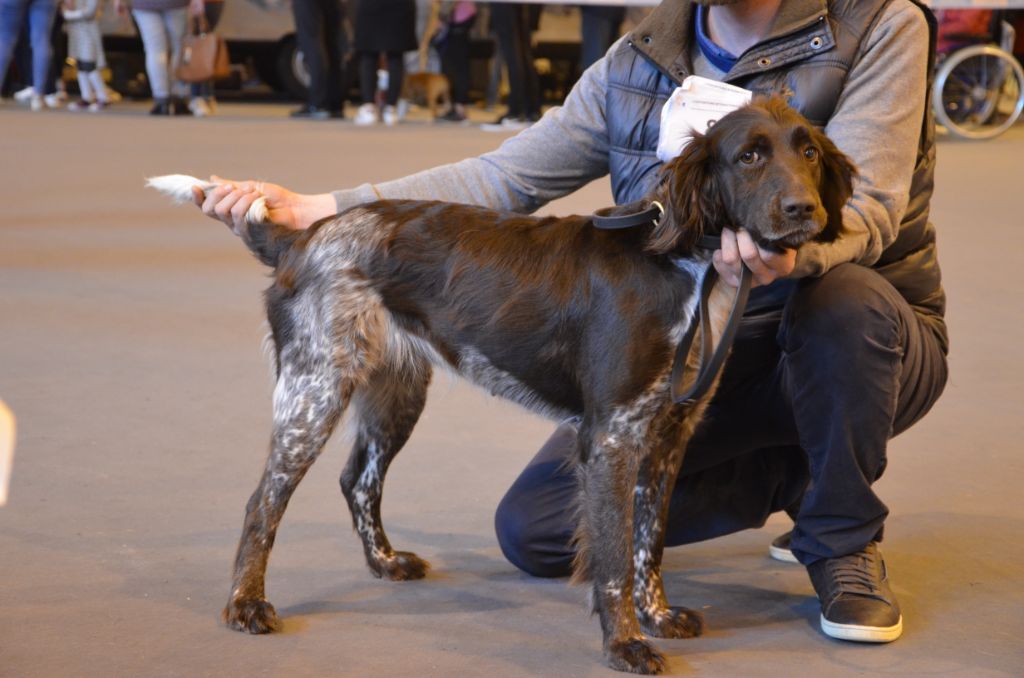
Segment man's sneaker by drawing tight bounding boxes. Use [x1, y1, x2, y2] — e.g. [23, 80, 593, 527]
[382, 104, 399, 126]
[807, 542, 903, 643]
[354, 103, 378, 126]
[769, 530, 800, 563]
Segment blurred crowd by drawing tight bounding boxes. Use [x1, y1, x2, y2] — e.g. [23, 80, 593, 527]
[0, 0, 650, 127]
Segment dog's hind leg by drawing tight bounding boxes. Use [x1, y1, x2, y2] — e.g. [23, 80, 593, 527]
[223, 362, 350, 634]
[632, 409, 705, 640]
[574, 418, 666, 675]
[340, 357, 432, 581]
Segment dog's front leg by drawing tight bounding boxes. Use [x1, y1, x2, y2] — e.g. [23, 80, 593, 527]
[633, 281, 735, 640]
[632, 409, 705, 640]
[576, 426, 666, 675]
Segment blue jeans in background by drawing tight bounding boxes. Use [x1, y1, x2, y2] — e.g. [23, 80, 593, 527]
[0, 0, 57, 94]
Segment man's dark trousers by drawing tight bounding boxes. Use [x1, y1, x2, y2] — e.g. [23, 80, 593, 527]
[494, 263, 948, 577]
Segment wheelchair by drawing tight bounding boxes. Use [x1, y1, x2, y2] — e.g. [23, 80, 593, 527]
[933, 11, 1024, 140]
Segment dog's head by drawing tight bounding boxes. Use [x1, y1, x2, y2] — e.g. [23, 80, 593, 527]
[647, 97, 857, 255]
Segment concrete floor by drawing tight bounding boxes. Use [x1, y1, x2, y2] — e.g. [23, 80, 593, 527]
[1, 102, 1022, 678]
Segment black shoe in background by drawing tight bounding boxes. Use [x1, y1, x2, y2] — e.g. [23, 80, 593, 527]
[807, 542, 903, 642]
[149, 99, 172, 116]
[171, 98, 190, 116]
[437, 108, 467, 123]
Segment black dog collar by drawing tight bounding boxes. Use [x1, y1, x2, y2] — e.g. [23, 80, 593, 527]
[592, 201, 665, 230]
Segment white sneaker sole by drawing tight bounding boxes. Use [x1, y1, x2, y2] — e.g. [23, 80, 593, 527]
[768, 542, 799, 564]
[820, 614, 903, 643]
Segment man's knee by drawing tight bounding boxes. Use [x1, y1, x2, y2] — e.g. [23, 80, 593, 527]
[781, 263, 905, 359]
[494, 487, 574, 579]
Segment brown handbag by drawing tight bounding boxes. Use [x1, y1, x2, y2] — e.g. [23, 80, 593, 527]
[176, 17, 231, 83]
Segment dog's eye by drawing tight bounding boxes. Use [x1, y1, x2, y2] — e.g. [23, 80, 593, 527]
[804, 147, 819, 162]
[739, 151, 759, 165]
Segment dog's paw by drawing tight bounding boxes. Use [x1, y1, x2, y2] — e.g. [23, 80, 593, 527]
[605, 637, 666, 675]
[371, 551, 430, 581]
[639, 605, 705, 639]
[222, 598, 281, 634]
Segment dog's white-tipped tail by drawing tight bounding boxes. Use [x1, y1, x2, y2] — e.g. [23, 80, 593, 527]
[145, 174, 270, 225]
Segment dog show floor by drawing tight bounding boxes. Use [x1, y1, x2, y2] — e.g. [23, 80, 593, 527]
[1, 104, 1022, 678]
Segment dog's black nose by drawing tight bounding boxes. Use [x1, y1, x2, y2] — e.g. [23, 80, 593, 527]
[782, 197, 816, 218]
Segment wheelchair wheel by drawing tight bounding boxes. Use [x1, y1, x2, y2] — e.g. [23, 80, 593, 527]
[934, 44, 1024, 140]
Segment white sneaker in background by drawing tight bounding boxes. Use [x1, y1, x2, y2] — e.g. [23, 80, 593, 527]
[43, 93, 62, 108]
[382, 105, 398, 126]
[189, 97, 212, 117]
[29, 95, 43, 111]
[13, 86, 34, 102]
[354, 103, 378, 126]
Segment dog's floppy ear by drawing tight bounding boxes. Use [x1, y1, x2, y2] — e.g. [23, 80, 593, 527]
[648, 134, 727, 255]
[811, 128, 858, 243]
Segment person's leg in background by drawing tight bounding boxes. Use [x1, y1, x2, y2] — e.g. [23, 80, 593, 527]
[438, 15, 472, 122]
[579, 5, 624, 72]
[133, 9, 172, 113]
[381, 50, 402, 125]
[354, 50, 378, 125]
[488, 2, 523, 122]
[0, 0, 30, 97]
[520, 3, 540, 120]
[291, 0, 330, 117]
[320, 0, 346, 115]
[67, 15, 109, 111]
[160, 6, 188, 113]
[25, 0, 57, 109]
[42, 9, 62, 100]
[188, 0, 223, 116]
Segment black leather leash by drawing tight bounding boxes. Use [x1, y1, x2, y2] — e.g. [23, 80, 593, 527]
[592, 202, 753, 406]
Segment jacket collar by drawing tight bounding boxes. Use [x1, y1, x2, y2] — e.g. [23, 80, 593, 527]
[629, 0, 831, 84]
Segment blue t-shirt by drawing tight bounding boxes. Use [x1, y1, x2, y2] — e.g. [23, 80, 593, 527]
[695, 5, 739, 73]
